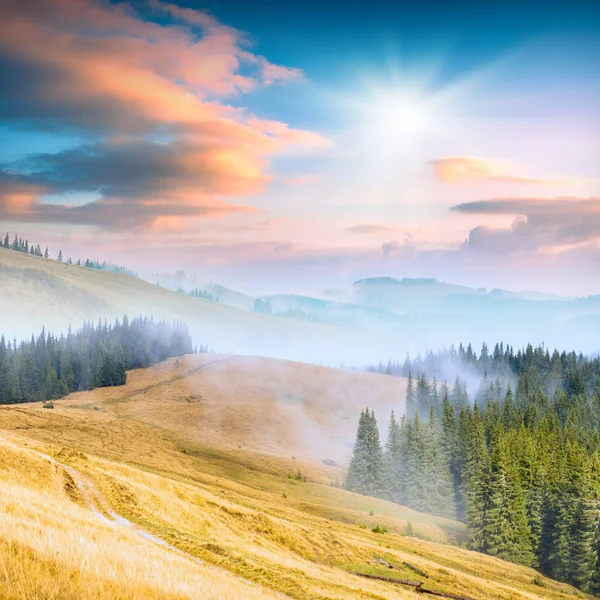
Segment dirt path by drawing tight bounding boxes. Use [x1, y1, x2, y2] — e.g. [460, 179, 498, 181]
[102, 355, 237, 407]
[7, 437, 289, 599]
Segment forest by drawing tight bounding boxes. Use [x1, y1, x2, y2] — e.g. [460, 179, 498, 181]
[348, 343, 600, 591]
[0, 317, 195, 404]
[2, 232, 137, 276]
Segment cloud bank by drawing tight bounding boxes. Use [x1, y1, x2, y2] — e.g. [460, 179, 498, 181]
[453, 197, 600, 253]
[0, 0, 331, 229]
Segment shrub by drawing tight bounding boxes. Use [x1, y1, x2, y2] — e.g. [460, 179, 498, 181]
[371, 525, 388, 534]
[532, 576, 544, 587]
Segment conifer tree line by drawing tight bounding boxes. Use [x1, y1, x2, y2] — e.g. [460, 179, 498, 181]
[365, 341, 595, 394]
[3, 232, 47, 258]
[0, 317, 196, 405]
[348, 344, 600, 592]
[74, 258, 137, 277]
[2, 232, 136, 276]
[178, 287, 221, 303]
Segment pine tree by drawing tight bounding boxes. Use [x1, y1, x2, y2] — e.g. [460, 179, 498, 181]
[431, 376, 440, 416]
[440, 393, 462, 517]
[59, 350, 75, 394]
[57, 250, 63, 262]
[346, 409, 383, 497]
[383, 411, 402, 503]
[43, 363, 61, 399]
[427, 406, 457, 519]
[405, 372, 416, 418]
[404, 412, 426, 511]
[0, 336, 12, 403]
[464, 405, 491, 551]
[416, 373, 430, 417]
[484, 427, 534, 565]
[44, 247, 49, 259]
[451, 376, 468, 412]
[568, 453, 598, 590]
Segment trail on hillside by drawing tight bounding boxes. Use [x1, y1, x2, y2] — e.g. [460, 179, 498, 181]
[101, 354, 237, 406]
[9, 439, 290, 599]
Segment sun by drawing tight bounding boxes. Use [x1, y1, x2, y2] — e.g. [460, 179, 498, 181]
[370, 91, 434, 137]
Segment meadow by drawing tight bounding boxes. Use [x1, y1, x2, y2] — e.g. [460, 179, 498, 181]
[0, 355, 595, 599]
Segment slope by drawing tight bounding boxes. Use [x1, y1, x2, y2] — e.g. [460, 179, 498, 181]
[0, 247, 374, 364]
[0, 356, 596, 600]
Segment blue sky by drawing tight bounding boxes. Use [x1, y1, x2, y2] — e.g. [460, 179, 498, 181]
[0, 0, 598, 295]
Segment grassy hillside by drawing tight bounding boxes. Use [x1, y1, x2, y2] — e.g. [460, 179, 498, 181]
[0, 355, 595, 600]
[0, 247, 375, 364]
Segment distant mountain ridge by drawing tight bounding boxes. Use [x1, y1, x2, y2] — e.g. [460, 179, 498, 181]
[352, 276, 441, 287]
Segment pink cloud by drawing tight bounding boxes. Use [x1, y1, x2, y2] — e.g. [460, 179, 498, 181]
[232, 218, 285, 232]
[282, 175, 322, 185]
[347, 224, 399, 235]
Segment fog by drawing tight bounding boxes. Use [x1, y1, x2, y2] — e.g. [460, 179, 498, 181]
[2, 251, 599, 369]
[3, 248, 599, 468]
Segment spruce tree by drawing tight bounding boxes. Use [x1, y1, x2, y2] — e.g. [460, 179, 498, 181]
[346, 409, 383, 497]
[416, 373, 430, 417]
[427, 406, 457, 519]
[568, 453, 598, 591]
[484, 427, 534, 565]
[405, 372, 416, 418]
[451, 376, 468, 411]
[0, 336, 12, 403]
[464, 405, 491, 551]
[383, 411, 402, 503]
[440, 394, 462, 517]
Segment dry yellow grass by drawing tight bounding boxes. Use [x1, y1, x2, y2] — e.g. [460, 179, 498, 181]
[0, 356, 596, 600]
[63, 353, 408, 465]
[0, 435, 283, 600]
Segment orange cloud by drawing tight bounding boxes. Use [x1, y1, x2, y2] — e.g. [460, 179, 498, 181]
[431, 157, 567, 186]
[0, 0, 331, 229]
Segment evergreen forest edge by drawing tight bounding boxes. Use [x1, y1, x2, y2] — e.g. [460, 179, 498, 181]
[348, 344, 600, 592]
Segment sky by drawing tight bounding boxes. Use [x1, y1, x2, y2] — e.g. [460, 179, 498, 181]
[0, 0, 599, 296]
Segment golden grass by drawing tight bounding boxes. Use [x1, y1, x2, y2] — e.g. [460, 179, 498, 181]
[0, 436, 284, 600]
[0, 356, 596, 600]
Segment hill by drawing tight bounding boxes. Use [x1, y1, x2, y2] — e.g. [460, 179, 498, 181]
[322, 276, 600, 354]
[32, 353, 409, 465]
[0, 247, 375, 364]
[4, 248, 599, 360]
[0, 355, 596, 600]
